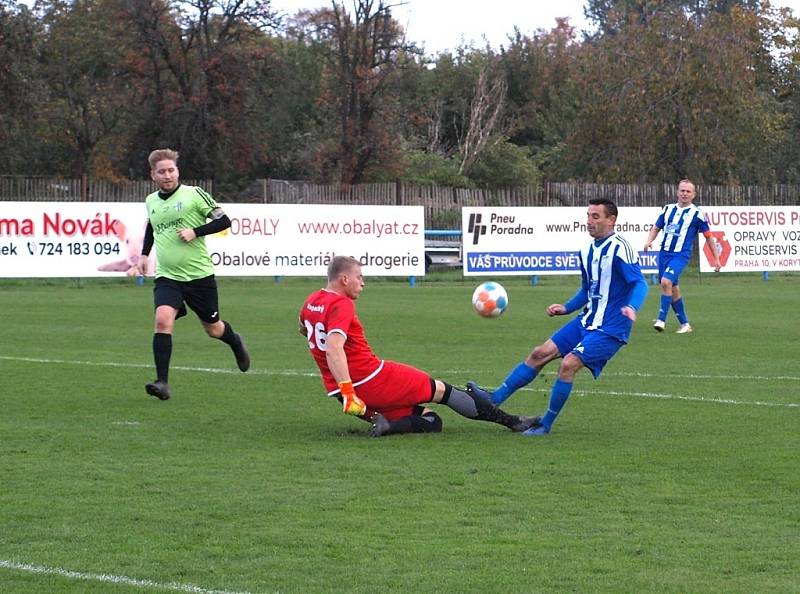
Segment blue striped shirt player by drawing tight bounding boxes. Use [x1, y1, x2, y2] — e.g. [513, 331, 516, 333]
[644, 179, 721, 334]
[466, 198, 648, 436]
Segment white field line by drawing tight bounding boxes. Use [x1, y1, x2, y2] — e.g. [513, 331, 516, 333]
[1, 354, 797, 408]
[0, 559, 254, 594]
[0, 355, 317, 377]
[572, 389, 800, 409]
[2, 354, 799, 382]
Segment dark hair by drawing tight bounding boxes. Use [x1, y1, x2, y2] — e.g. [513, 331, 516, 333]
[589, 197, 617, 218]
[327, 255, 361, 282]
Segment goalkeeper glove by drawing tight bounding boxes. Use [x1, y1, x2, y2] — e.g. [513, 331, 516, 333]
[338, 380, 366, 416]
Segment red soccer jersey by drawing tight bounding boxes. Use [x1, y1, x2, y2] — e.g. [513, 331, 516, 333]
[300, 288, 382, 394]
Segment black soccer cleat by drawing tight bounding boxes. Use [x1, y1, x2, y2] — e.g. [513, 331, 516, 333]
[466, 380, 494, 401]
[368, 413, 392, 437]
[145, 380, 171, 401]
[510, 415, 542, 433]
[233, 333, 250, 372]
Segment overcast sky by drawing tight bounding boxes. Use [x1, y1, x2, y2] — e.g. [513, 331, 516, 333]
[273, 0, 800, 55]
[275, 0, 593, 54]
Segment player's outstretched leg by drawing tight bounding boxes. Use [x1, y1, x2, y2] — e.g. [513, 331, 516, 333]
[467, 361, 538, 405]
[215, 321, 250, 372]
[522, 378, 573, 436]
[146, 332, 172, 400]
[442, 383, 540, 432]
[368, 410, 443, 437]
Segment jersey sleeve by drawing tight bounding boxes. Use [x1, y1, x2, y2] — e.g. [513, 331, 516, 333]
[655, 206, 667, 229]
[193, 186, 219, 218]
[695, 209, 710, 234]
[326, 297, 355, 337]
[614, 238, 645, 284]
[617, 254, 644, 282]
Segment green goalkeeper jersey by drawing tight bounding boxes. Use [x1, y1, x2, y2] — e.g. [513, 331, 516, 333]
[145, 184, 219, 281]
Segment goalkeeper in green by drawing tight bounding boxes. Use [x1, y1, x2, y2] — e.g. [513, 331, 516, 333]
[136, 148, 250, 400]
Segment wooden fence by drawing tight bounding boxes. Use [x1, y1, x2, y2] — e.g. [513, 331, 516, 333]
[3, 176, 798, 224]
[249, 179, 800, 206]
[0, 176, 211, 202]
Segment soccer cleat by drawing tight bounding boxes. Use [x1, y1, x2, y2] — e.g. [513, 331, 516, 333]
[233, 333, 250, 372]
[653, 319, 665, 332]
[466, 380, 495, 403]
[368, 413, 391, 437]
[676, 323, 693, 334]
[521, 424, 550, 436]
[511, 415, 542, 433]
[145, 380, 171, 401]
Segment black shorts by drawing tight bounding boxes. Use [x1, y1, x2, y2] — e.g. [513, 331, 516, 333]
[153, 275, 220, 324]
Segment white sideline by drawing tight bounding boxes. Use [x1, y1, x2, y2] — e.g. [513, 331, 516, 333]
[3, 354, 800, 382]
[575, 389, 800, 408]
[0, 354, 317, 377]
[0, 559, 253, 594]
[1, 354, 797, 408]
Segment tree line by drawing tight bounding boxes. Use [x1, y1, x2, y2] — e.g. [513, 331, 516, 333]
[1, 0, 798, 199]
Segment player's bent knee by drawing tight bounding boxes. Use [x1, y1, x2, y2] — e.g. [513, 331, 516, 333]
[529, 344, 557, 366]
[559, 354, 583, 379]
[420, 411, 443, 433]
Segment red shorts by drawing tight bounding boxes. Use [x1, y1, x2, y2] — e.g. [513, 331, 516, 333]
[356, 361, 434, 420]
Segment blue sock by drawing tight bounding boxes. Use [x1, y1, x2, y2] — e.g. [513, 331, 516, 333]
[541, 379, 573, 430]
[658, 295, 671, 321]
[492, 362, 538, 404]
[672, 298, 688, 325]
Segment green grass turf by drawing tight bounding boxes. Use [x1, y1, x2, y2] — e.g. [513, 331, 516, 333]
[0, 272, 798, 593]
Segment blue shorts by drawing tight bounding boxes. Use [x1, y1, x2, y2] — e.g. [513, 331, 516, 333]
[658, 252, 690, 285]
[550, 317, 625, 379]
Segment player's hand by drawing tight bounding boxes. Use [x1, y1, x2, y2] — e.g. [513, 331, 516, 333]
[178, 228, 197, 242]
[136, 258, 148, 276]
[643, 242, 652, 252]
[621, 306, 637, 321]
[338, 380, 366, 416]
[546, 304, 566, 317]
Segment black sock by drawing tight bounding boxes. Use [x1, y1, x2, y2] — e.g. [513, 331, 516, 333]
[216, 320, 237, 347]
[442, 382, 520, 429]
[386, 412, 443, 434]
[153, 332, 172, 383]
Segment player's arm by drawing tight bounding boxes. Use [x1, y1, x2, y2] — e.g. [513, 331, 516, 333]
[643, 223, 662, 251]
[619, 259, 649, 322]
[325, 332, 368, 416]
[178, 208, 231, 242]
[137, 221, 154, 276]
[702, 231, 721, 272]
[555, 286, 588, 316]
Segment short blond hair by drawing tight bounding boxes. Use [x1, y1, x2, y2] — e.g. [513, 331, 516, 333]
[327, 255, 361, 282]
[148, 148, 179, 170]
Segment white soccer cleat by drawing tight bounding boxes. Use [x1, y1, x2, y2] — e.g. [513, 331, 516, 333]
[676, 323, 693, 334]
[653, 319, 665, 332]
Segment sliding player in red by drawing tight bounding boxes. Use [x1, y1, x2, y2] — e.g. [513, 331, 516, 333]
[300, 256, 539, 437]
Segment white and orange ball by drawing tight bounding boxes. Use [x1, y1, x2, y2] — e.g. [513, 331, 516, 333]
[472, 281, 508, 318]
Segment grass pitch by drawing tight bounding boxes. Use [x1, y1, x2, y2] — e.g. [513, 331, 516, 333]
[0, 272, 798, 594]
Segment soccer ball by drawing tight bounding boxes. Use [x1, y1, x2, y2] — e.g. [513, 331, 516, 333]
[472, 281, 508, 318]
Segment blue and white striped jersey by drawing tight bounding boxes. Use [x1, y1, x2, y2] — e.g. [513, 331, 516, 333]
[577, 233, 645, 343]
[655, 203, 710, 257]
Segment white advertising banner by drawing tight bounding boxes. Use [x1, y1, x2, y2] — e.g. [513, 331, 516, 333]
[462, 206, 661, 276]
[0, 202, 425, 277]
[700, 206, 800, 272]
